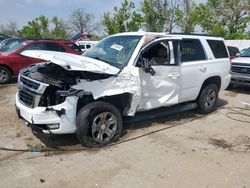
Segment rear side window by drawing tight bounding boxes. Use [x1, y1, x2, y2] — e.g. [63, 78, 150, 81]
[44, 42, 65, 52]
[207, 40, 228, 58]
[66, 43, 82, 52]
[180, 39, 206, 62]
[23, 43, 43, 50]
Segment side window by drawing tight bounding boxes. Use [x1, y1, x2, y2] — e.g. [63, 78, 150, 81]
[86, 44, 91, 49]
[142, 42, 170, 65]
[44, 42, 65, 52]
[207, 40, 228, 58]
[23, 43, 43, 50]
[180, 39, 206, 62]
[66, 43, 82, 52]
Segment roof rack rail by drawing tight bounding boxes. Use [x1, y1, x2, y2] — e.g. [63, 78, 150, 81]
[168, 32, 218, 37]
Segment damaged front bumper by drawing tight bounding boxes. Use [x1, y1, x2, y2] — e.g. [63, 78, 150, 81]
[16, 93, 78, 134]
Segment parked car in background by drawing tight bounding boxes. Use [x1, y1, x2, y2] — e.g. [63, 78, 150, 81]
[230, 47, 250, 86]
[76, 40, 98, 52]
[227, 46, 240, 59]
[0, 38, 28, 52]
[0, 39, 82, 84]
[70, 33, 91, 43]
[0, 34, 9, 42]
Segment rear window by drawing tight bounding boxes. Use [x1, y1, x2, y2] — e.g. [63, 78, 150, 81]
[44, 42, 65, 52]
[66, 43, 82, 52]
[207, 40, 228, 58]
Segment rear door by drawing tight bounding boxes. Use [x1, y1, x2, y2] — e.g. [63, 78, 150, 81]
[137, 38, 182, 111]
[178, 39, 208, 102]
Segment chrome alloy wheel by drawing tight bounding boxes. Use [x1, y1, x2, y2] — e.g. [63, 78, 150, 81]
[204, 89, 216, 108]
[0, 69, 8, 83]
[91, 112, 118, 144]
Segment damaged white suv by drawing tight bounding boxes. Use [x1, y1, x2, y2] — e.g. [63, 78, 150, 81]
[16, 32, 231, 147]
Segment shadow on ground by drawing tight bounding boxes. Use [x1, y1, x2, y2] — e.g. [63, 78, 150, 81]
[227, 85, 250, 95]
[33, 99, 228, 149]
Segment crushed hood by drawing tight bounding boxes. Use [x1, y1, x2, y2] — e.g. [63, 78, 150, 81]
[21, 50, 120, 75]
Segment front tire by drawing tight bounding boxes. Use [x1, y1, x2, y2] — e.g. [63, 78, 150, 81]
[76, 101, 123, 148]
[197, 84, 218, 114]
[0, 66, 12, 84]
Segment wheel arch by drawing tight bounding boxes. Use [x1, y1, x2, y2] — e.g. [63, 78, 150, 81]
[196, 75, 221, 100]
[76, 93, 132, 116]
[0, 64, 13, 75]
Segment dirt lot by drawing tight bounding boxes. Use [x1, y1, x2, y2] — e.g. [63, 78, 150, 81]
[0, 83, 249, 188]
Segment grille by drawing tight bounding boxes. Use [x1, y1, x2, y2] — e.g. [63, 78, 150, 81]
[232, 67, 250, 74]
[232, 64, 250, 75]
[18, 74, 48, 108]
[20, 76, 40, 90]
[19, 89, 35, 107]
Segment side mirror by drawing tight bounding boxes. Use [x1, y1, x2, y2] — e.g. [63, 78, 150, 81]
[138, 57, 156, 76]
[236, 53, 240, 57]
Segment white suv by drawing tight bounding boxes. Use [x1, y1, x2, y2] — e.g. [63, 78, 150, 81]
[16, 32, 231, 147]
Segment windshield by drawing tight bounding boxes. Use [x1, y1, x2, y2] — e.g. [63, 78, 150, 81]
[5, 41, 29, 52]
[240, 48, 250, 57]
[0, 39, 28, 52]
[84, 35, 142, 68]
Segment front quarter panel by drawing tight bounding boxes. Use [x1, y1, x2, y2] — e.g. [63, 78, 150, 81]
[72, 66, 141, 116]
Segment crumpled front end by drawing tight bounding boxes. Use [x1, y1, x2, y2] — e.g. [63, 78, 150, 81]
[16, 65, 80, 134]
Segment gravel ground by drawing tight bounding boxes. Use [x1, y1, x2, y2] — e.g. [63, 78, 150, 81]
[0, 84, 249, 188]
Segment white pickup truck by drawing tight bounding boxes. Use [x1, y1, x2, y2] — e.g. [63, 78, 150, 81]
[15, 32, 231, 147]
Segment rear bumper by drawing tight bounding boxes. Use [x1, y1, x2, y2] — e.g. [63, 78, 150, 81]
[231, 73, 250, 86]
[16, 93, 78, 134]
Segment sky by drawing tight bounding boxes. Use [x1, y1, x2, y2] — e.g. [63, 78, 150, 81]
[0, 0, 206, 29]
[0, 0, 140, 27]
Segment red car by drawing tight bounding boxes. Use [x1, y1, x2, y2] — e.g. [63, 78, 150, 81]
[0, 40, 82, 84]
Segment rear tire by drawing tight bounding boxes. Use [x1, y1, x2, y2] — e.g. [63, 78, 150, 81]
[197, 84, 218, 114]
[76, 101, 123, 148]
[0, 66, 11, 84]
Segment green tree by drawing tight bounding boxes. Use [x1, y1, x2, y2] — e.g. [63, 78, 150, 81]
[175, 0, 197, 33]
[19, 16, 69, 39]
[141, 0, 183, 33]
[195, 0, 250, 39]
[51, 16, 69, 39]
[20, 16, 50, 38]
[103, 0, 143, 35]
[141, 0, 168, 32]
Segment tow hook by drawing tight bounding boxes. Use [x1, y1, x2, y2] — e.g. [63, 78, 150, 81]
[45, 107, 65, 117]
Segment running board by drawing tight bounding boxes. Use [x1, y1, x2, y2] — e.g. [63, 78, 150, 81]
[124, 102, 197, 124]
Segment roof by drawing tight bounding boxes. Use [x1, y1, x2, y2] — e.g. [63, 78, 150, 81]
[112, 31, 224, 40]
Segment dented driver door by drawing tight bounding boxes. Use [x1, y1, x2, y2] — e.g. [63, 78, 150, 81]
[137, 38, 181, 111]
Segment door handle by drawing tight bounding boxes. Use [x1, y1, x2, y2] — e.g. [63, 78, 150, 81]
[168, 73, 180, 79]
[199, 66, 207, 72]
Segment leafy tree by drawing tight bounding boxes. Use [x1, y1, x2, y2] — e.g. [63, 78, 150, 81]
[175, 0, 197, 33]
[140, 0, 183, 33]
[195, 0, 250, 39]
[141, 0, 168, 32]
[103, 0, 143, 35]
[51, 16, 69, 39]
[69, 8, 99, 34]
[19, 16, 69, 39]
[20, 16, 50, 38]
